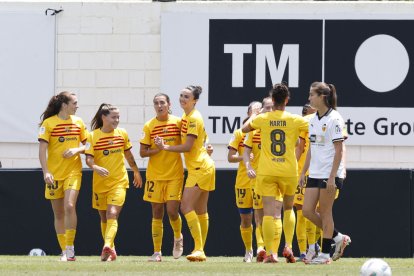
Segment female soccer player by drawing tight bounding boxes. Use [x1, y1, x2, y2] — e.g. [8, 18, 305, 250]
[140, 93, 184, 262]
[227, 101, 261, 263]
[299, 82, 351, 265]
[155, 85, 215, 262]
[85, 103, 142, 262]
[38, 91, 87, 261]
[242, 83, 308, 263]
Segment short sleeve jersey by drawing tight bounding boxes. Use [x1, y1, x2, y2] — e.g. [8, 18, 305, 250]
[85, 128, 132, 193]
[297, 114, 315, 176]
[308, 109, 345, 179]
[250, 110, 308, 177]
[38, 115, 87, 180]
[140, 115, 184, 180]
[228, 129, 250, 188]
[181, 109, 213, 171]
[243, 129, 261, 171]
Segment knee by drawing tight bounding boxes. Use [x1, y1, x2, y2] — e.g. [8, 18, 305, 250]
[180, 202, 191, 215]
[54, 209, 65, 220]
[302, 207, 313, 219]
[64, 202, 76, 213]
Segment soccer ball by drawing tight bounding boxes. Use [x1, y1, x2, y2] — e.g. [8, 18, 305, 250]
[360, 258, 392, 276]
[28, 248, 46, 256]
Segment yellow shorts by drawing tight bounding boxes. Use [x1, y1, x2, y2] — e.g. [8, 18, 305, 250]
[235, 187, 253, 208]
[185, 166, 215, 191]
[93, 187, 126, 210]
[252, 187, 263, 210]
[45, 174, 81, 200]
[256, 175, 296, 199]
[143, 178, 184, 203]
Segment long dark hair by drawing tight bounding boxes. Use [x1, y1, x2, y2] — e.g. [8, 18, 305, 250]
[39, 91, 75, 125]
[269, 82, 290, 107]
[311, 82, 337, 110]
[91, 103, 118, 130]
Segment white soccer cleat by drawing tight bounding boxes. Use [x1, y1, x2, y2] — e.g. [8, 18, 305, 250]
[332, 234, 351, 261]
[307, 254, 332, 265]
[243, 250, 253, 263]
[59, 250, 67, 262]
[66, 246, 76, 261]
[172, 234, 184, 259]
[186, 250, 206, 262]
[148, 252, 162, 262]
[303, 248, 317, 263]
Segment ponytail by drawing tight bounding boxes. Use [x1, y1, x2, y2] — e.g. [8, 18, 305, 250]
[91, 103, 118, 130]
[39, 91, 74, 126]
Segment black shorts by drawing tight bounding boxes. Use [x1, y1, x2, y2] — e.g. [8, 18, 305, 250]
[307, 177, 344, 190]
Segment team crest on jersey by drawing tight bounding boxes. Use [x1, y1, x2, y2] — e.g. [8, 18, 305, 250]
[108, 140, 114, 145]
[65, 127, 71, 133]
[322, 124, 327, 132]
[103, 150, 109, 156]
[163, 128, 168, 133]
[58, 137, 65, 142]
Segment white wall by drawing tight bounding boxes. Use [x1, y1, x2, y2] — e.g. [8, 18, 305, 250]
[0, 1, 413, 169]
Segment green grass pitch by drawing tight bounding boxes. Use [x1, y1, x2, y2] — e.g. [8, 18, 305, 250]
[0, 256, 413, 275]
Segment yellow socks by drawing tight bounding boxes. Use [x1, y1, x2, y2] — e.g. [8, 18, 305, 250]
[152, 218, 163, 253]
[262, 216, 275, 255]
[296, 210, 307, 253]
[273, 218, 282, 254]
[57, 233, 66, 252]
[306, 218, 317, 245]
[169, 215, 182, 239]
[255, 224, 264, 250]
[185, 211, 203, 251]
[65, 229, 76, 247]
[240, 225, 253, 252]
[283, 209, 295, 247]
[104, 219, 118, 248]
[198, 213, 209, 249]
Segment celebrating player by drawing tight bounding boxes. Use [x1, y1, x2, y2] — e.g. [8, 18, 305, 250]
[38, 91, 87, 261]
[242, 83, 308, 263]
[140, 93, 184, 262]
[85, 103, 142, 262]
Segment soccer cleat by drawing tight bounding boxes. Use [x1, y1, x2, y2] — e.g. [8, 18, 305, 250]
[66, 246, 76, 261]
[263, 253, 278, 263]
[282, 246, 296, 263]
[107, 247, 117, 261]
[243, 250, 253, 263]
[332, 234, 351, 261]
[303, 248, 317, 263]
[298, 253, 306, 262]
[173, 234, 184, 259]
[101, 246, 112, 262]
[186, 250, 207, 262]
[307, 254, 332, 265]
[59, 250, 67, 262]
[148, 252, 162, 262]
[256, 248, 266, 263]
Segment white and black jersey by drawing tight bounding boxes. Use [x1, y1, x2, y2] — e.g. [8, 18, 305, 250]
[309, 108, 345, 179]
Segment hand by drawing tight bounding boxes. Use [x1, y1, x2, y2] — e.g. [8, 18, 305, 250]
[133, 171, 142, 188]
[62, 148, 78, 159]
[93, 165, 109, 177]
[43, 172, 54, 185]
[299, 174, 305, 188]
[246, 167, 256, 179]
[154, 136, 165, 150]
[206, 144, 213, 156]
[325, 177, 336, 194]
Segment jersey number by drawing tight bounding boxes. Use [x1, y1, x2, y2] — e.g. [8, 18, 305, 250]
[270, 129, 286, 156]
[237, 188, 246, 198]
[146, 181, 155, 193]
